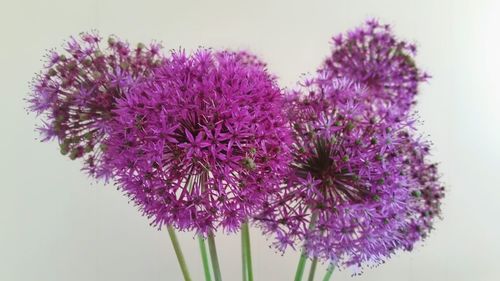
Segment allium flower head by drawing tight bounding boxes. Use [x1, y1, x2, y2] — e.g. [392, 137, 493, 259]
[257, 77, 429, 268]
[106, 49, 292, 234]
[320, 19, 429, 119]
[27, 32, 163, 179]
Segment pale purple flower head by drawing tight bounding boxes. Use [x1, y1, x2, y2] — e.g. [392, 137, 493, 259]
[256, 77, 431, 269]
[320, 19, 429, 120]
[105, 49, 292, 234]
[27, 31, 163, 179]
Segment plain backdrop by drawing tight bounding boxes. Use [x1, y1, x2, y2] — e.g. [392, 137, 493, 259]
[1, 0, 499, 280]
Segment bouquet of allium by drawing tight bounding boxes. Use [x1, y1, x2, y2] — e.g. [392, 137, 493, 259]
[27, 19, 444, 281]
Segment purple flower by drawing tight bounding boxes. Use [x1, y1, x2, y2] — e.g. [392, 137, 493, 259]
[319, 19, 429, 120]
[105, 49, 292, 235]
[27, 31, 164, 180]
[256, 77, 432, 269]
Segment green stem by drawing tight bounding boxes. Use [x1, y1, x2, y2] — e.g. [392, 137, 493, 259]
[207, 231, 223, 281]
[294, 213, 318, 281]
[242, 222, 254, 281]
[198, 236, 212, 281]
[322, 264, 335, 281]
[306, 257, 318, 281]
[294, 252, 308, 281]
[241, 226, 247, 281]
[167, 225, 192, 281]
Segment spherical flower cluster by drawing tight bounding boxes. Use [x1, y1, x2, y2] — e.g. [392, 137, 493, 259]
[319, 19, 429, 120]
[254, 21, 443, 271]
[105, 49, 292, 234]
[26, 24, 444, 276]
[257, 78, 422, 267]
[27, 32, 163, 179]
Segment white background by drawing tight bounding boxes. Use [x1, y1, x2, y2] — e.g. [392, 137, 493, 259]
[1, 0, 499, 280]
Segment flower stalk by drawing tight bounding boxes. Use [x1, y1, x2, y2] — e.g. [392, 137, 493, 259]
[322, 264, 335, 281]
[167, 225, 192, 281]
[241, 222, 254, 281]
[306, 257, 318, 281]
[241, 228, 247, 281]
[323, 263, 335, 281]
[207, 231, 223, 281]
[294, 212, 318, 281]
[294, 253, 308, 281]
[198, 236, 213, 281]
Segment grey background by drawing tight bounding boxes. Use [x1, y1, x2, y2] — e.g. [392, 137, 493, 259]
[1, 0, 498, 280]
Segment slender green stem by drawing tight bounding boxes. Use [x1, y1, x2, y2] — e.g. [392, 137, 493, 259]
[242, 222, 254, 281]
[294, 213, 319, 281]
[198, 236, 212, 281]
[306, 257, 318, 281]
[207, 231, 223, 281]
[294, 252, 308, 281]
[167, 225, 192, 281]
[241, 226, 247, 281]
[322, 264, 335, 281]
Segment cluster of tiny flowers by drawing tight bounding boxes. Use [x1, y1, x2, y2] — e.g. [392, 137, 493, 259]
[319, 19, 430, 120]
[256, 78, 420, 267]
[105, 49, 292, 234]
[27, 32, 163, 179]
[255, 19, 443, 270]
[27, 21, 443, 273]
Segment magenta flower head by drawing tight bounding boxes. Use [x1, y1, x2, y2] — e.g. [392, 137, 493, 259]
[105, 49, 292, 234]
[320, 19, 429, 119]
[27, 31, 164, 179]
[256, 77, 430, 269]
